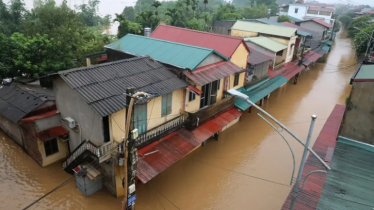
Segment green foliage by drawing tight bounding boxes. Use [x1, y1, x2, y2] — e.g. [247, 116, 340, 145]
[347, 15, 372, 38]
[353, 24, 374, 55]
[214, 4, 241, 20]
[136, 11, 159, 29]
[115, 14, 142, 38]
[240, 4, 267, 19]
[277, 15, 290, 23]
[339, 12, 354, 28]
[0, 33, 16, 78]
[0, 0, 26, 36]
[187, 18, 204, 30]
[122, 6, 136, 21]
[333, 21, 341, 32]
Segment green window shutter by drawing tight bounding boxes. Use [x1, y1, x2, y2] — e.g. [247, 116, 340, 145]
[167, 92, 172, 115]
[161, 95, 167, 117]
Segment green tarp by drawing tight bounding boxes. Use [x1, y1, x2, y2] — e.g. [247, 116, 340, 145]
[234, 75, 289, 111]
[322, 45, 331, 53]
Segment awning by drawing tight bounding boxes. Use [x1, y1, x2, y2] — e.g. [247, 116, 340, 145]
[282, 63, 305, 79]
[186, 85, 202, 95]
[183, 61, 243, 86]
[36, 126, 69, 142]
[303, 51, 323, 65]
[233, 75, 289, 111]
[136, 108, 242, 184]
[322, 45, 331, 53]
[21, 109, 58, 122]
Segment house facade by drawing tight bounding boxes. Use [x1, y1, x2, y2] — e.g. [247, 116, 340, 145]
[283, 2, 335, 24]
[296, 19, 333, 41]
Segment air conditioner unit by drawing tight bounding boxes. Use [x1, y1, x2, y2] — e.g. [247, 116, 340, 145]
[131, 129, 139, 140]
[65, 117, 76, 128]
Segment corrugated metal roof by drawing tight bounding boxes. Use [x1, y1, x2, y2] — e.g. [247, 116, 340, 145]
[150, 25, 249, 58]
[308, 6, 334, 12]
[0, 83, 54, 123]
[21, 109, 58, 122]
[106, 34, 228, 70]
[183, 61, 243, 86]
[256, 18, 311, 37]
[282, 105, 346, 210]
[287, 15, 303, 22]
[354, 64, 374, 79]
[282, 62, 305, 79]
[304, 51, 323, 63]
[246, 42, 276, 59]
[232, 21, 297, 38]
[58, 57, 188, 117]
[245, 37, 288, 53]
[234, 75, 289, 111]
[317, 137, 374, 209]
[136, 108, 242, 183]
[297, 19, 333, 28]
[36, 126, 69, 142]
[248, 48, 274, 65]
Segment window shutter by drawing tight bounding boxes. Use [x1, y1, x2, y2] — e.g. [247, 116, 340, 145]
[167, 92, 172, 115]
[161, 95, 167, 117]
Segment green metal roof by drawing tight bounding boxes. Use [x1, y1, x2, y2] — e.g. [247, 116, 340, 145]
[231, 21, 297, 38]
[234, 75, 288, 111]
[245, 37, 288, 53]
[287, 16, 302, 22]
[106, 34, 228, 70]
[355, 64, 374, 79]
[317, 136, 374, 210]
[324, 40, 333, 46]
[322, 45, 330, 52]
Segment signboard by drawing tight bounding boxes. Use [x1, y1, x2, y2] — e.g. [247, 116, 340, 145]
[127, 194, 137, 206]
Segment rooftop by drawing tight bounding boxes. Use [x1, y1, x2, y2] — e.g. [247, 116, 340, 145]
[247, 47, 274, 65]
[308, 6, 334, 12]
[106, 34, 228, 70]
[352, 64, 374, 82]
[256, 18, 311, 37]
[150, 25, 249, 58]
[231, 21, 297, 38]
[245, 37, 288, 53]
[58, 57, 188, 117]
[0, 83, 55, 123]
[318, 136, 374, 209]
[297, 19, 333, 28]
[246, 42, 276, 59]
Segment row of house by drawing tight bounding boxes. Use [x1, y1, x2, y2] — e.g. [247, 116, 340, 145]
[0, 17, 335, 201]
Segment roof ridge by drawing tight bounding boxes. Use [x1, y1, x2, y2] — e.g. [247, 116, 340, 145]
[237, 20, 297, 31]
[193, 61, 228, 72]
[156, 25, 243, 41]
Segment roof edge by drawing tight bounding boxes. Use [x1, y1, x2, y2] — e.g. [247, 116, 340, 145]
[338, 136, 374, 153]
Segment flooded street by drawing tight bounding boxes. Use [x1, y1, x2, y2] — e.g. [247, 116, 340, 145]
[0, 29, 357, 210]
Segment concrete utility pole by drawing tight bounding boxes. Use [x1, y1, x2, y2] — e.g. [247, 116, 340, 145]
[289, 115, 317, 210]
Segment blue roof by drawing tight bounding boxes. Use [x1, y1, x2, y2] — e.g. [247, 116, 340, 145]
[234, 75, 289, 111]
[106, 34, 228, 70]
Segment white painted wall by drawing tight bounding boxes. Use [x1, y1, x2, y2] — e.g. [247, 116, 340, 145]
[288, 5, 308, 20]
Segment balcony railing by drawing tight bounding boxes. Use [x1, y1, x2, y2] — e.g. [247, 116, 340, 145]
[135, 114, 185, 149]
[185, 96, 235, 130]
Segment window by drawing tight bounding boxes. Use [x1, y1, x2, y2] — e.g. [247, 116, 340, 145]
[234, 74, 240, 87]
[319, 11, 331, 16]
[44, 138, 59, 156]
[217, 79, 221, 90]
[276, 50, 284, 56]
[188, 90, 196, 102]
[161, 92, 172, 117]
[307, 10, 318, 15]
[295, 8, 298, 13]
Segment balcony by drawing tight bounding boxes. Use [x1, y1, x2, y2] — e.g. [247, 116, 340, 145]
[185, 96, 235, 130]
[134, 114, 185, 149]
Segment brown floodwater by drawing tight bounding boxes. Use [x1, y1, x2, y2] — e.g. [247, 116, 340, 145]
[0, 29, 357, 210]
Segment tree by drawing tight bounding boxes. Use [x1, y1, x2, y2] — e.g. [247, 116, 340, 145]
[353, 24, 374, 55]
[214, 4, 240, 21]
[277, 15, 291, 22]
[240, 5, 267, 19]
[347, 15, 372, 38]
[136, 11, 158, 29]
[152, 1, 162, 18]
[0, 0, 26, 36]
[122, 6, 135, 21]
[165, 8, 186, 27]
[187, 18, 204, 30]
[114, 14, 142, 39]
[203, 0, 208, 11]
[0, 33, 17, 78]
[339, 12, 354, 28]
[191, 0, 198, 15]
[76, 0, 101, 27]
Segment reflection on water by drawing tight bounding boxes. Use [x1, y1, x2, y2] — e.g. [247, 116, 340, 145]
[0, 30, 357, 210]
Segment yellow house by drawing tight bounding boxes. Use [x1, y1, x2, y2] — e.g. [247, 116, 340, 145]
[231, 21, 298, 64]
[149, 25, 250, 91]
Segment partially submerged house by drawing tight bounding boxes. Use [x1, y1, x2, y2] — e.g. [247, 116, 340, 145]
[245, 37, 288, 69]
[53, 57, 188, 197]
[231, 21, 298, 66]
[295, 19, 333, 41]
[0, 83, 69, 167]
[246, 43, 275, 85]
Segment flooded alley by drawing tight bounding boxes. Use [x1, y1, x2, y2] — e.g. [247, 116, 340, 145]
[0, 29, 357, 210]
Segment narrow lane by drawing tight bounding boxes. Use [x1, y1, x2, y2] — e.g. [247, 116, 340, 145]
[0, 29, 357, 210]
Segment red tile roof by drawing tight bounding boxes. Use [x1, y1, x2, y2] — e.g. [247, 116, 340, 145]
[183, 61, 244, 86]
[36, 126, 69, 142]
[186, 85, 203, 95]
[282, 105, 346, 210]
[21, 109, 58, 122]
[298, 19, 333, 28]
[308, 6, 334, 12]
[136, 108, 242, 183]
[150, 25, 249, 58]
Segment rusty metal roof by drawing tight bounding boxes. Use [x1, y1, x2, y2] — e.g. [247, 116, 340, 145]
[21, 109, 58, 122]
[282, 60, 305, 79]
[150, 25, 249, 58]
[297, 19, 333, 28]
[58, 57, 188, 117]
[36, 126, 69, 142]
[248, 48, 274, 65]
[0, 83, 55, 123]
[183, 61, 244, 86]
[136, 108, 242, 183]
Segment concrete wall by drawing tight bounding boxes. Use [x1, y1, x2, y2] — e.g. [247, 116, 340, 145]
[269, 36, 296, 63]
[197, 53, 224, 68]
[109, 108, 127, 144]
[37, 137, 69, 167]
[340, 82, 374, 144]
[231, 43, 249, 69]
[0, 115, 23, 146]
[34, 114, 61, 132]
[212, 21, 236, 35]
[288, 5, 308, 20]
[229, 72, 246, 89]
[298, 22, 326, 41]
[230, 30, 258, 38]
[275, 49, 287, 65]
[53, 76, 105, 151]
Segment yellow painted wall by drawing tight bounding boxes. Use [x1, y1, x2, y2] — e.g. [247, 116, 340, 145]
[229, 72, 246, 89]
[275, 49, 287, 65]
[38, 138, 69, 167]
[114, 165, 125, 197]
[230, 30, 258, 38]
[147, 89, 184, 130]
[110, 108, 127, 143]
[269, 37, 289, 45]
[230, 43, 249, 69]
[216, 79, 224, 102]
[185, 85, 201, 113]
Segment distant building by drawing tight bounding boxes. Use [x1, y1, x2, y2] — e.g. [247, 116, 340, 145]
[280, 2, 335, 25]
[295, 19, 333, 41]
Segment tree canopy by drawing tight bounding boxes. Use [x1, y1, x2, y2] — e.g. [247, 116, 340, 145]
[277, 15, 290, 23]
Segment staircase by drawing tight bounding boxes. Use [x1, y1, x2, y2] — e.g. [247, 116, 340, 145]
[63, 140, 113, 173]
